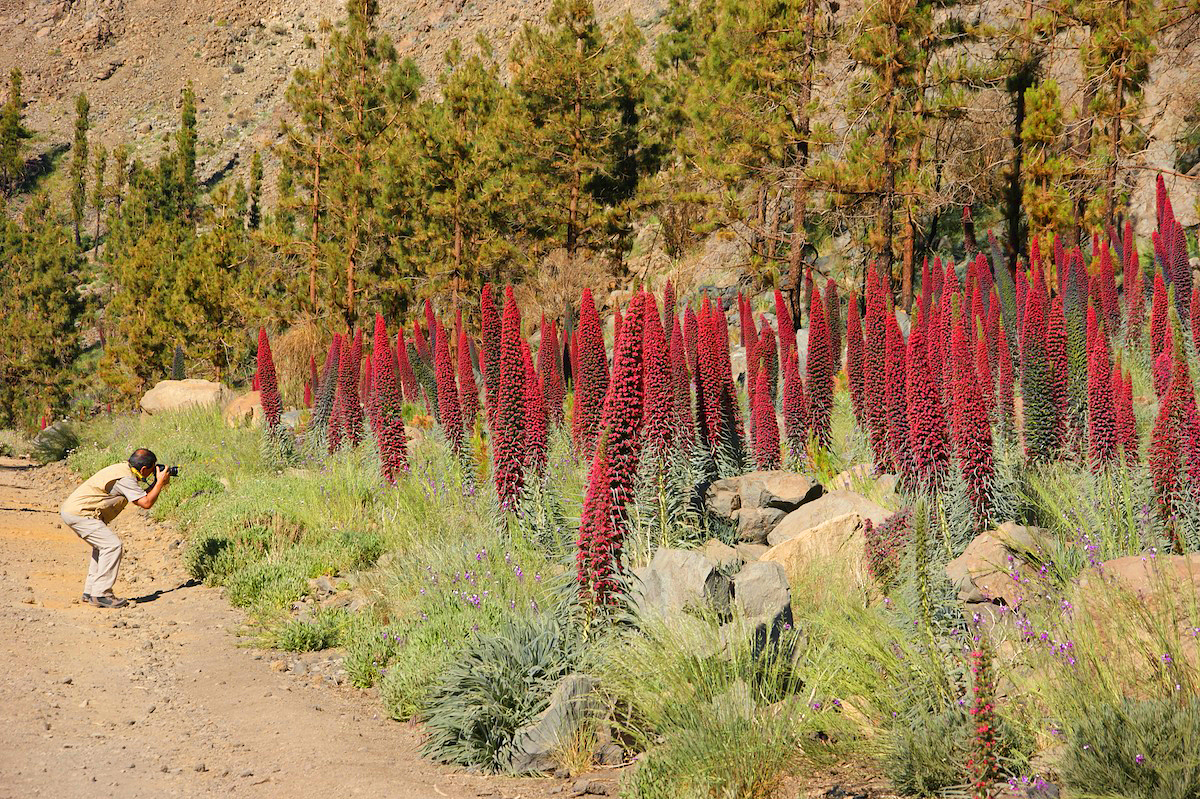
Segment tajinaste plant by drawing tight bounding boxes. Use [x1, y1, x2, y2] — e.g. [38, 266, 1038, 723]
[906, 309, 948, 492]
[846, 290, 865, 423]
[669, 316, 695, 446]
[641, 293, 674, 457]
[572, 288, 609, 459]
[807, 281, 835, 449]
[522, 339, 548, 475]
[255, 327, 282, 431]
[600, 293, 646, 507]
[371, 314, 410, 483]
[493, 287, 527, 511]
[435, 319, 465, 457]
[752, 369, 781, 469]
[457, 323, 478, 432]
[481, 283, 501, 427]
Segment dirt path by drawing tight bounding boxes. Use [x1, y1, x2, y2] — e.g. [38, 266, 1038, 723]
[0, 458, 572, 799]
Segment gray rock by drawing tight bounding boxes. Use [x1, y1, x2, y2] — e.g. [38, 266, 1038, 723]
[736, 471, 824, 512]
[631, 548, 730, 620]
[731, 561, 793, 653]
[733, 507, 787, 544]
[735, 543, 769, 562]
[281, 409, 303, 429]
[766, 490, 891, 547]
[705, 478, 742, 519]
[699, 539, 742, 570]
[509, 674, 601, 774]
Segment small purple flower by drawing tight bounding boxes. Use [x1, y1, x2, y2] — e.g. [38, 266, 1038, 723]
[1136, 754, 1145, 764]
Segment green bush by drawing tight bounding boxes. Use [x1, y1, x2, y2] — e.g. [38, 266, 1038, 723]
[421, 615, 581, 772]
[1059, 698, 1200, 799]
[884, 704, 971, 796]
[268, 608, 348, 652]
[344, 622, 403, 689]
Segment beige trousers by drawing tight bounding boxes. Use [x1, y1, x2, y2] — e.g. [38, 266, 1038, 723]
[61, 512, 123, 596]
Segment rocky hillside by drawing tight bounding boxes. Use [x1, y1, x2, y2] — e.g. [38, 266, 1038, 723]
[0, 0, 667, 191]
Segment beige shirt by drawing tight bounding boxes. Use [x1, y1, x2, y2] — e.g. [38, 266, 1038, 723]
[60, 463, 148, 524]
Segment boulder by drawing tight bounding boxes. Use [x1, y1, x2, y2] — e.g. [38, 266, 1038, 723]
[631, 548, 730, 620]
[735, 543, 769, 562]
[281, 409, 304, 430]
[140, 379, 233, 415]
[761, 512, 873, 591]
[700, 539, 743, 570]
[222, 391, 262, 428]
[829, 464, 874, 491]
[732, 507, 787, 544]
[945, 524, 1051, 607]
[508, 674, 602, 774]
[705, 478, 742, 519]
[767, 490, 891, 547]
[736, 471, 824, 512]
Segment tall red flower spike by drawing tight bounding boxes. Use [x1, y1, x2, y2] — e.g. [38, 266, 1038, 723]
[395, 328, 417, 403]
[424, 299, 437, 352]
[255, 328, 282, 430]
[906, 309, 948, 492]
[457, 323, 478, 431]
[846, 290, 865, 423]
[1046, 296, 1068, 449]
[435, 319, 465, 457]
[493, 287, 527, 510]
[613, 308, 624, 350]
[884, 310, 908, 475]
[974, 324, 994, 418]
[756, 316, 779, 404]
[996, 316, 1015, 438]
[696, 296, 723, 453]
[642, 293, 674, 455]
[522, 339, 548, 474]
[304, 381, 312, 409]
[951, 319, 994, 525]
[752, 369, 781, 469]
[481, 284, 501, 427]
[1171, 220, 1192, 321]
[538, 319, 566, 429]
[740, 293, 759, 389]
[1149, 351, 1194, 529]
[371, 314, 410, 483]
[782, 343, 809, 455]
[363, 358, 375, 424]
[576, 436, 619, 607]
[412, 320, 431, 364]
[572, 288, 609, 459]
[1098, 242, 1120, 330]
[1112, 361, 1138, 465]
[662, 280, 676, 331]
[332, 329, 365, 450]
[825, 279, 842, 375]
[1191, 286, 1200, 359]
[864, 267, 889, 463]
[1154, 335, 1174, 400]
[1086, 306, 1117, 471]
[775, 288, 795, 363]
[670, 316, 695, 446]
[1021, 269, 1057, 462]
[1150, 271, 1169, 359]
[601, 293, 645, 507]
[684, 306, 700, 379]
[807, 281, 834, 449]
[252, 371, 261, 392]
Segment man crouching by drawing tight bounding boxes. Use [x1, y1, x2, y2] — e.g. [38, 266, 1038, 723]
[59, 448, 171, 608]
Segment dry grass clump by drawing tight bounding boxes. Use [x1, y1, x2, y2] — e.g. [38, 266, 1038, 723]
[272, 319, 327, 406]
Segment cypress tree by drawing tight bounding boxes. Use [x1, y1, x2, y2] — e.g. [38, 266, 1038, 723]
[91, 142, 107, 259]
[178, 82, 197, 222]
[69, 94, 90, 248]
[0, 68, 29, 196]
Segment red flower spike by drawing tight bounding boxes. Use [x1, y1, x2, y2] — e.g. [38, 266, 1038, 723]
[370, 315, 410, 483]
[1150, 271, 1169, 359]
[996, 317, 1015, 438]
[884, 311, 909, 476]
[752, 369, 781, 469]
[696, 296, 724, 454]
[807, 281, 835, 450]
[1098, 241, 1119, 330]
[457, 323, 479, 431]
[255, 328, 282, 430]
[952, 319, 995, 525]
[572, 288, 609, 459]
[975, 325, 994, 418]
[424, 299, 437, 351]
[905, 310, 948, 491]
[1171, 220, 1193, 321]
[1046, 296, 1068, 449]
[493, 287, 527, 510]
[864, 267, 890, 465]
[1021, 269, 1057, 462]
[1086, 306, 1118, 471]
[304, 381, 312, 409]
[481, 284, 501, 428]
[412, 320, 430, 364]
[1154, 336, 1174, 400]
[332, 329, 364, 450]
[642, 294, 674, 455]
[1149, 352, 1194, 526]
[435, 319, 465, 457]
[613, 308, 623, 350]
[363, 358, 375, 423]
[669, 316, 695, 445]
[846, 290, 866, 423]
[756, 316, 779, 404]
[395, 328, 417, 403]
[782, 343, 809, 455]
[775, 288, 795, 362]
[576, 436, 620, 607]
[252, 371, 261, 392]
[684, 306, 700, 379]
[662, 280, 676, 331]
[522, 339, 548, 474]
[600, 293, 646, 507]
[538, 319, 566, 429]
[1112, 360, 1138, 465]
[826, 279, 842, 375]
[741, 294, 758, 388]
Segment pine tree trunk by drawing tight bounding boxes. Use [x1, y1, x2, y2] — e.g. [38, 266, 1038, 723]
[567, 35, 583, 262]
[1104, 0, 1129, 228]
[787, 0, 818, 317]
[308, 111, 325, 314]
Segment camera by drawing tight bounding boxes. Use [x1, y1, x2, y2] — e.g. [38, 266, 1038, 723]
[157, 464, 180, 477]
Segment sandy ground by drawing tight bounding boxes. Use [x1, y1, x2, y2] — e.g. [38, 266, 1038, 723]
[0, 457, 580, 799]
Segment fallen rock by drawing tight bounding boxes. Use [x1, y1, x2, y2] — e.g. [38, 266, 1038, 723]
[140, 379, 233, 415]
[632, 548, 730, 620]
[509, 674, 601, 774]
[767, 490, 891, 547]
[733, 506, 788, 544]
[222, 391, 262, 428]
[700, 539, 743, 569]
[737, 470, 824, 511]
[762, 512, 874, 592]
[945, 523, 1050, 607]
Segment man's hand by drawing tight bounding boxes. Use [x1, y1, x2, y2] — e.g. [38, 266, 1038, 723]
[134, 465, 170, 509]
[155, 464, 172, 487]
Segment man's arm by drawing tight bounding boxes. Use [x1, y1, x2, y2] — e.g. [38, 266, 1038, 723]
[133, 469, 170, 509]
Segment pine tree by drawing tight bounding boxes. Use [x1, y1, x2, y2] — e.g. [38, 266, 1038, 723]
[1022, 80, 1072, 242]
[247, 150, 263, 230]
[0, 68, 29, 196]
[91, 142, 107, 259]
[69, 94, 90, 249]
[178, 82, 198, 222]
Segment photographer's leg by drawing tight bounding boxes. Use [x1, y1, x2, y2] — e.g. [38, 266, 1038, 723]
[63, 514, 123, 600]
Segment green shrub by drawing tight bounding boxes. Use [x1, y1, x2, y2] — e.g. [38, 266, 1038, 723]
[884, 704, 971, 796]
[421, 615, 581, 772]
[1059, 698, 1200, 799]
[268, 608, 348, 652]
[344, 622, 403, 689]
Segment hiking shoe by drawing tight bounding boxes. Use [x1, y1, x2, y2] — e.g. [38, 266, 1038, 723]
[90, 595, 129, 609]
[82, 593, 91, 603]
